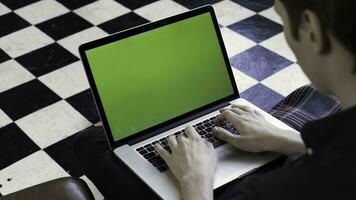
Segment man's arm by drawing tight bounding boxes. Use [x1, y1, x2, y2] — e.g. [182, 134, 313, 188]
[273, 129, 306, 155]
[154, 126, 217, 200]
[180, 174, 214, 200]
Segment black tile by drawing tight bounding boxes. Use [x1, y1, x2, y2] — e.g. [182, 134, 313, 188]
[0, 49, 11, 63]
[232, 0, 274, 12]
[36, 12, 93, 40]
[172, 0, 222, 9]
[66, 89, 100, 124]
[0, 79, 61, 120]
[44, 132, 85, 177]
[0, 123, 40, 170]
[230, 45, 292, 81]
[1, 0, 40, 10]
[98, 12, 150, 34]
[0, 12, 30, 37]
[56, 0, 96, 10]
[114, 0, 158, 10]
[241, 83, 284, 112]
[228, 15, 283, 43]
[16, 43, 79, 77]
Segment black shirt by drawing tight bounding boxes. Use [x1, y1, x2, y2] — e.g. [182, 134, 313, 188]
[225, 105, 356, 200]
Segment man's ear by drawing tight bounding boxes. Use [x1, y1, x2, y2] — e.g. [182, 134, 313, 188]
[300, 9, 330, 54]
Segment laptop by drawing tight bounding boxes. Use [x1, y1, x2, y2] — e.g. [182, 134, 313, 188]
[79, 5, 298, 200]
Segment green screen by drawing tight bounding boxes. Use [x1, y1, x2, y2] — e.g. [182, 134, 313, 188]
[85, 12, 234, 141]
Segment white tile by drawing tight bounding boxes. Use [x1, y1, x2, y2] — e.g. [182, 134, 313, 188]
[134, 0, 188, 21]
[39, 61, 90, 99]
[15, 0, 69, 24]
[58, 27, 108, 57]
[94, 121, 103, 127]
[232, 67, 258, 93]
[80, 176, 104, 200]
[262, 63, 310, 96]
[213, 0, 255, 26]
[0, 60, 35, 93]
[0, 109, 12, 128]
[0, 26, 54, 58]
[0, 151, 69, 195]
[74, 0, 130, 25]
[259, 7, 282, 25]
[260, 33, 297, 62]
[16, 100, 92, 148]
[220, 27, 256, 58]
[0, 2, 10, 16]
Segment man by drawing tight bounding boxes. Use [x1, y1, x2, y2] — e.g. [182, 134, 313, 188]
[152, 0, 356, 199]
[75, 0, 356, 199]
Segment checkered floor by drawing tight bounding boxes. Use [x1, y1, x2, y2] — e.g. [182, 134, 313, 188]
[0, 0, 310, 199]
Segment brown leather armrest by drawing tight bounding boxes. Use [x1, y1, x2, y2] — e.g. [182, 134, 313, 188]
[1, 177, 95, 200]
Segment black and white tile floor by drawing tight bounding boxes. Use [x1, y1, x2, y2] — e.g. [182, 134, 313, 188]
[0, 0, 310, 199]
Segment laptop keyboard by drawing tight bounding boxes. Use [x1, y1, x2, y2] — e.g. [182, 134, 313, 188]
[135, 114, 237, 172]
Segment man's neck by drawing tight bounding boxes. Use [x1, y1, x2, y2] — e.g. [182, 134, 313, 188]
[336, 86, 356, 111]
[331, 72, 356, 110]
[325, 37, 356, 111]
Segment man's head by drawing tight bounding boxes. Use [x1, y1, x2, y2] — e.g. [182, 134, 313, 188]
[274, 0, 356, 94]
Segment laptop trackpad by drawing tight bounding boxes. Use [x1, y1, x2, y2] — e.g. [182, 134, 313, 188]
[216, 146, 263, 179]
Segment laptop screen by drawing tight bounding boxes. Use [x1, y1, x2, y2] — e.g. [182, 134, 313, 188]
[85, 12, 234, 142]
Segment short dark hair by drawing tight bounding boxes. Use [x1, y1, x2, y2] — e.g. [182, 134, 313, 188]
[279, 0, 356, 73]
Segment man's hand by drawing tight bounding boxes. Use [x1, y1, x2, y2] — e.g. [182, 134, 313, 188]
[154, 126, 217, 200]
[212, 104, 306, 155]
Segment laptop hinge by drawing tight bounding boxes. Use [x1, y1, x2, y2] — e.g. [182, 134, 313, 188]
[127, 100, 233, 146]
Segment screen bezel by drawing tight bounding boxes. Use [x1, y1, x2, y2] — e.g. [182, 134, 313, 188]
[79, 5, 240, 149]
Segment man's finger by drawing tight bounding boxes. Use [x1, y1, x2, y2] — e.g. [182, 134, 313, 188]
[213, 116, 224, 125]
[176, 134, 186, 143]
[185, 126, 198, 138]
[231, 106, 263, 120]
[214, 108, 234, 124]
[204, 140, 214, 150]
[167, 135, 178, 148]
[212, 129, 248, 151]
[218, 110, 243, 128]
[219, 108, 229, 113]
[232, 104, 253, 113]
[253, 110, 264, 118]
[230, 107, 247, 115]
[212, 127, 239, 142]
[154, 144, 170, 162]
[214, 107, 232, 122]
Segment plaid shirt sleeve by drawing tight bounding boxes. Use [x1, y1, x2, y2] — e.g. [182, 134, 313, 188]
[269, 84, 341, 132]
